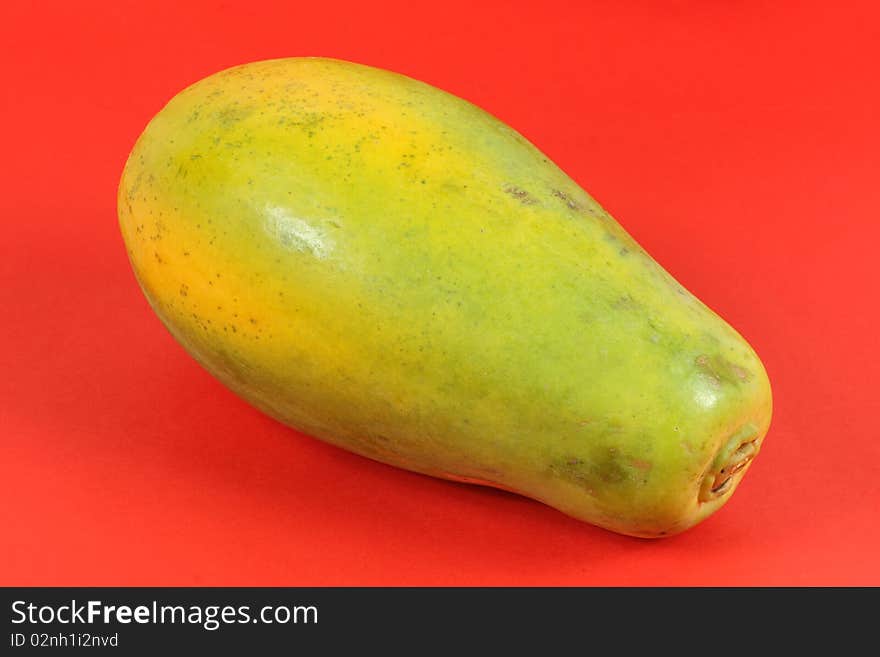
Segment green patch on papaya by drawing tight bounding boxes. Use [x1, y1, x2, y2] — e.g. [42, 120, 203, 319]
[549, 446, 652, 491]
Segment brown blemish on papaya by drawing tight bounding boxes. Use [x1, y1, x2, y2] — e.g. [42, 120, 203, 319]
[551, 188, 580, 211]
[596, 449, 628, 484]
[629, 458, 653, 472]
[502, 184, 538, 205]
[179, 284, 189, 297]
[731, 364, 751, 382]
[696, 354, 753, 386]
[695, 355, 717, 381]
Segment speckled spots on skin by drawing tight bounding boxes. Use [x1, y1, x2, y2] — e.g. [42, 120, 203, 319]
[502, 183, 539, 205]
[612, 294, 642, 311]
[126, 170, 145, 201]
[215, 104, 254, 127]
[147, 220, 166, 242]
[551, 188, 580, 211]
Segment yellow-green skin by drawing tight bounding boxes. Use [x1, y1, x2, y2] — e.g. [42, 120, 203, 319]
[118, 58, 772, 537]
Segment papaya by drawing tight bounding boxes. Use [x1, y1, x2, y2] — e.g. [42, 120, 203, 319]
[117, 57, 772, 537]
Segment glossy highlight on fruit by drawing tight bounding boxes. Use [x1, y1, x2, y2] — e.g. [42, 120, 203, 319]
[117, 57, 772, 537]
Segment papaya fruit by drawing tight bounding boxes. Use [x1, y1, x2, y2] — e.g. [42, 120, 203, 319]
[117, 57, 772, 537]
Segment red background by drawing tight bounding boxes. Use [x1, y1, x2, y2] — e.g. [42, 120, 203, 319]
[2, 1, 878, 586]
